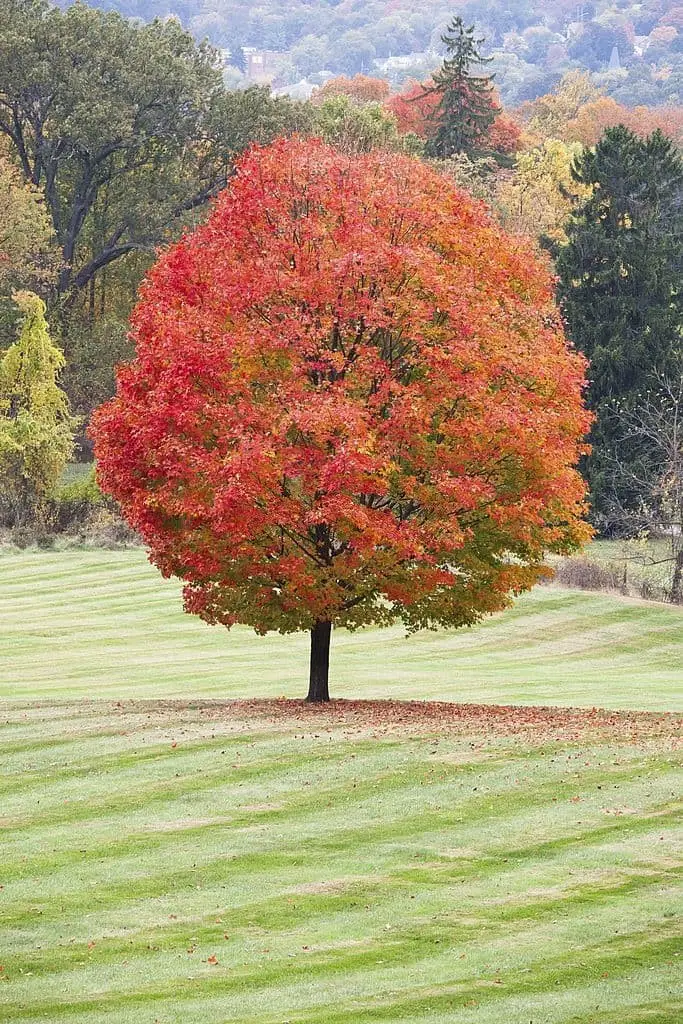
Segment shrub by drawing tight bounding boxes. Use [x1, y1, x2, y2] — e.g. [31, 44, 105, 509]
[0, 292, 75, 526]
[550, 557, 625, 593]
[51, 465, 105, 530]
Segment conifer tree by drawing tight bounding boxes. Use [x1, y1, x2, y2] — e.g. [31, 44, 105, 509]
[556, 126, 683, 522]
[0, 292, 74, 524]
[231, 44, 247, 75]
[423, 17, 496, 158]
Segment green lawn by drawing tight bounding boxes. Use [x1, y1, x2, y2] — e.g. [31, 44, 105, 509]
[0, 700, 680, 1024]
[1, 550, 681, 1023]
[1, 549, 682, 709]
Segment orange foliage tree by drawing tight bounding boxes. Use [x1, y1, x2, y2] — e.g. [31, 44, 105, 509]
[385, 80, 440, 137]
[92, 138, 591, 701]
[312, 75, 391, 106]
[565, 97, 683, 148]
[659, 7, 683, 30]
[517, 71, 600, 140]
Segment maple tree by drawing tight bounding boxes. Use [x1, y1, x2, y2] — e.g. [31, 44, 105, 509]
[92, 137, 591, 701]
[312, 75, 391, 106]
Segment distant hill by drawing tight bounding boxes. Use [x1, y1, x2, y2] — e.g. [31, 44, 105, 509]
[52, 2, 683, 107]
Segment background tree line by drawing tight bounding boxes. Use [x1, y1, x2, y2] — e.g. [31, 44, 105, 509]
[53, 0, 683, 109]
[0, 2, 681, 600]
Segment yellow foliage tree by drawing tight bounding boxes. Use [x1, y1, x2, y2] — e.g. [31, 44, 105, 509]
[0, 143, 56, 293]
[518, 71, 600, 142]
[0, 292, 74, 525]
[495, 139, 592, 245]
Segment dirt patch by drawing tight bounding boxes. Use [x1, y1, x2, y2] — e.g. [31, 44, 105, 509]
[138, 817, 229, 832]
[289, 876, 377, 895]
[239, 803, 282, 812]
[437, 847, 481, 860]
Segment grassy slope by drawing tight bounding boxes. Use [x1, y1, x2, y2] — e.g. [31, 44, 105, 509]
[0, 700, 680, 1024]
[2, 549, 682, 709]
[1, 551, 681, 1022]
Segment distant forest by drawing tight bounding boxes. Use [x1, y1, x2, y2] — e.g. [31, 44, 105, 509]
[55, 1, 683, 106]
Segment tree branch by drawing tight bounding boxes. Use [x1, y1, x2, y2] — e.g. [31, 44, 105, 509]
[68, 239, 154, 294]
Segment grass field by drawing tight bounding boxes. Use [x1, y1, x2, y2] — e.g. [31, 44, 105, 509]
[2, 549, 683, 709]
[1, 700, 681, 1024]
[1, 550, 681, 1023]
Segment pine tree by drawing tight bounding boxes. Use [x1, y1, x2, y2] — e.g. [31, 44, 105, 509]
[423, 17, 496, 159]
[0, 292, 74, 525]
[556, 126, 683, 524]
[232, 44, 247, 75]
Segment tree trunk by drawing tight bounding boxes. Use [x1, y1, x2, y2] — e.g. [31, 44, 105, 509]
[671, 547, 683, 604]
[306, 620, 332, 702]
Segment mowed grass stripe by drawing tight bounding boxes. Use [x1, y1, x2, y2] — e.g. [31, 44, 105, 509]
[5, 887, 678, 992]
[2, 724, 677, 839]
[2, 909, 679, 1011]
[2, 549, 683, 707]
[3, 755, 677, 900]
[4, 875, 679, 1008]
[3, 918, 680, 1023]
[4, 870, 680, 988]
[1, 701, 681, 1023]
[5, 831, 679, 958]
[4, 814, 680, 943]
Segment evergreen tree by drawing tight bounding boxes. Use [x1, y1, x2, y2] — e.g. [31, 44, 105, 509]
[556, 126, 683, 524]
[0, 292, 74, 525]
[423, 17, 496, 158]
[231, 44, 247, 75]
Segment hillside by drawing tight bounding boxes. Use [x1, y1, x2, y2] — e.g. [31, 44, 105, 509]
[55, 0, 683, 105]
[2, 548, 682, 708]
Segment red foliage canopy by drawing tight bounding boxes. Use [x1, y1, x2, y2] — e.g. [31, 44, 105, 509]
[487, 110, 523, 155]
[385, 80, 440, 137]
[386, 81, 522, 155]
[92, 138, 590, 645]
